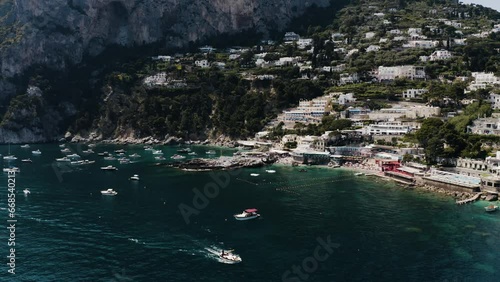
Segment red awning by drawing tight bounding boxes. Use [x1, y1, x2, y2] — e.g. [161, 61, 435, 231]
[245, 209, 258, 213]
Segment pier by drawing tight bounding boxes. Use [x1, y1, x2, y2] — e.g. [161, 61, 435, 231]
[456, 192, 483, 205]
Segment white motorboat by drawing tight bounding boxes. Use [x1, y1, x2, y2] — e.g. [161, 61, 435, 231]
[20, 144, 30, 149]
[485, 205, 499, 212]
[250, 173, 259, 177]
[32, 149, 42, 155]
[82, 149, 94, 154]
[61, 148, 71, 153]
[21, 158, 32, 163]
[119, 159, 131, 164]
[265, 170, 276, 173]
[59, 144, 66, 148]
[219, 250, 242, 264]
[97, 151, 109, 156]
[3, 167, 20, 173]
[56, 157, 71, 162]
[130, 174, 140, 181]
[104, 156, 116, 161]
[101, 188, 118, 196]
[114, 149, 126, 153]
[171, 154, 186, 160]
[152, 150, 163, 155]
[129, 153, 141, 158]
[23, 189, 30, 195]
[70, 160, 85, 165]
[188, 152, 197, 156]
[3, 155, 17, 160]
[206, 150, 216, 155]
[155, 156, 166, 160]
[88, 144, 96, 148]
[354, 172, 364, 176]
[67, 154, 81, 159]
[101, 165, 118, 171]
[144, 146, 153, 151]
[234, 209, 260, 221]
[177, 148, 191, 153]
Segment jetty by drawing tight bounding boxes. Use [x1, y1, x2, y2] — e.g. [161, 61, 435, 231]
[456, 192, 483, 205]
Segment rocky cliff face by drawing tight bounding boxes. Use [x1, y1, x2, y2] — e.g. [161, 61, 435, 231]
[0, 0, 329, 86]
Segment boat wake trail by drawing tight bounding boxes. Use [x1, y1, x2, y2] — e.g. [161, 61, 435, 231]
[204, 246, 239, 264]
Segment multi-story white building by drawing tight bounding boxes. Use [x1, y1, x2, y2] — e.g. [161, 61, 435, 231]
[280, 94, 334, 126]
[430, 50, 452, 61]
[144, 72, 167, 86]
[297, 38, 313, 49]
[376, 65, 426, 81]
[363, 122, 412, 135]
[467, 118, 500, 135]
[339, 73, 359, 85]
[489, 93, 500, 109]
[284, 32, 300, 42]
[403, 40, 439, 49]
[402, 88, 427, 99]
[468, 72, 499, 91]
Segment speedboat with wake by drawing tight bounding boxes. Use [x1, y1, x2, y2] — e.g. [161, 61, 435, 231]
[129, 174, 140, 181]
[234, 208, 260, 221]
[219, 250, 242, 264]
[23, 189, 30, 195]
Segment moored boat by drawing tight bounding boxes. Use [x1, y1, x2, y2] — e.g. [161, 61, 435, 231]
[23, 189, 30, 195]
[3, 167, 20, 173]
[152, 150, 163, 155]
[129, 153, 141, 158]
[155, 156, 166, 160]
[171, 154, 186, 160]
[206, 150, 216, 155]
[55, 157, 71, 162]
[250, 173, 259, 177]
[234, 208, 260, 221]
[21, 158, 32, 163]
[101, 188, 118, 196]
[101, 165, 118, 171]
[20, 144, 30, 149]
[130, 174, 140, 181]
[485, 205, 499, 212]
[177, 148, 191, 153]
[32, 149, 42, 155]
[265, 170, 276, 173]
[3, 155, 17, 160]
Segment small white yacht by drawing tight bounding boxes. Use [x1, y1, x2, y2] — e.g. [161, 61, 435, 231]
[130, 174, 140, 181]
[114, 149, 126, 154]
[250, 173, 259, 177]
[59, 144, 66, 148]
[3, 167, 20, 173]
[485, 205, 499, 212]
[97, 151, 109, 156]
[55, 157, 71, 162]
[3, 155, 17, 160]
[32, 149, 42, 155]
[119, 159, 131, 164]
[104, 156, 116, 161]
[234, 209, 260, 221]
[171, 154, 186, 160]
[23, 189, 30, 195]
[265, 170, 276, 173]
[101, 188, 118, 196]
[20, 144, 30, 149]
[155, 156, 166, 160]
[206, 150, 216, 155]
[152, 150, 163, 155]
[67, 154, 81, 159]
[354, 172, 364, 176]
[129, 153, 141, 158]
[101, 165, 118, 171]
[188, 152, 198, 156]
[88, 144, 96, 148]
[144, 146, 153, 151]
[61, 148, 71, 153]
[21, 158, 32, 163]
[82, 149, 94, 154]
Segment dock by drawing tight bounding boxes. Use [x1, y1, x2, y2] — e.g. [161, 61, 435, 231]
[456, 192, 483, 205]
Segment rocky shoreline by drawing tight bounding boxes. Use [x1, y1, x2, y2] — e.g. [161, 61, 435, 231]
[166, 156, 268, 171]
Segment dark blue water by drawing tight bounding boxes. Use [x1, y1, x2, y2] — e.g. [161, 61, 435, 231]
[0, 144, 499, 281]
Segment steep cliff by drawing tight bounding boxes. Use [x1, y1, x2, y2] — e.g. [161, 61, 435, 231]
[0, 0, 330, 91]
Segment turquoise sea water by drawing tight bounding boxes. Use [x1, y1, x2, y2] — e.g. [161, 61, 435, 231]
[0, 143, 499, 281]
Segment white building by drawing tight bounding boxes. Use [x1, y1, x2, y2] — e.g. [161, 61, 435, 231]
[365, 32, 376, 39]
[468, 72, 499, 91]
[467, 118, 500, 135]
[280, 94, 334, 126]
[284, 32, 300, 42]
[366, 45, 381, 52]
[363, 122, 412, 135]
[195, 60, 210, 68]
[376, 65, 426, 81]
[152, 55, 172, 62]
[403, 40, 439, 49]
[389, 29, 403, 35]
[339, 73, 359, 85]
[144, 72, 167, 86]
[336, 93, 356, 105]
[402, 88, 427, 99]
[489, 93, 500, 109]
[430, 50, 452, 61]
[408, 28, 422, 34]
[297, 38, 313, 49]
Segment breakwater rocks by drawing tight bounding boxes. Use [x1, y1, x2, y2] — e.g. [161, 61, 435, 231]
[168, 156, 269, 171]
[420, 185, 474, 201]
